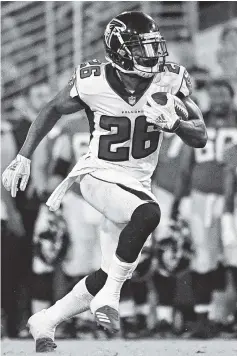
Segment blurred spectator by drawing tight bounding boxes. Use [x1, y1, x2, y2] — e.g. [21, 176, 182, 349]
[222, 144, 237, 288]
[171, 79, 237, 338]
[10, 83, 51, 150]
[1, 16, 21, 84]
[218, 143, 237, 334]
[175, 31, 196, 69]
[217, 24, 237, 78]
[151, 218, 193, 337]
[1, 200, 24, 338]
[1, 120, 25, 237]
[216, 24, 237, 104]
[52, 116, 102, 338]
[6, 82, 52, 334]
[120, 239, 154, 339]
[150, 130, 191, 336]
[188, 65, 211, 113]
[1, 121, 25, 337]
[31, 206, 69, 314]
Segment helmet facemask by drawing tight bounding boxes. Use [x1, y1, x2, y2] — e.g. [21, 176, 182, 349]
[105, 22, 168, 78]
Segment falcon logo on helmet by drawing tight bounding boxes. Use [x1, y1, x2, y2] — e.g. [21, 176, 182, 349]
[104, 19, 127, 47]
[104, 11, 169, 78]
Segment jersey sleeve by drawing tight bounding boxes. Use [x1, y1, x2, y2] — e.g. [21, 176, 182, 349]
[69, 59, 103, 104]
[153, 63, 192, 99]
[178, 67, 193, 98]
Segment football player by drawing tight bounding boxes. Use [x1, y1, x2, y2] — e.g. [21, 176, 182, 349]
[171, 79, 237, 338]
[2, 11, 206, 351]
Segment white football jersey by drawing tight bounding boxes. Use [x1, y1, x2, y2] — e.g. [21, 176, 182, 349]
[68, 60, 191, 188]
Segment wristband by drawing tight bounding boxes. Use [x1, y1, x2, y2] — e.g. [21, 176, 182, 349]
[17, 154, 31, 163]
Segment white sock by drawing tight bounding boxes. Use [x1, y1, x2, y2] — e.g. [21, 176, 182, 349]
[106, 255, 135, 295]
[44, 277, 93, 326]
[91, 255, 135, 312]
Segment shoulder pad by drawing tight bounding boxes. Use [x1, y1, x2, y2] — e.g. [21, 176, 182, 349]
[71, 59, 106, 98]
[153, 62, 192, 97]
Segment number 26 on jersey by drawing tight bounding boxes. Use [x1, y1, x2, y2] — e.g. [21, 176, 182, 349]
[98, 115, 161, 161]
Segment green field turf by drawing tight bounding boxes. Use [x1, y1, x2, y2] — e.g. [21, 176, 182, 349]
[2, 339, 237, 356]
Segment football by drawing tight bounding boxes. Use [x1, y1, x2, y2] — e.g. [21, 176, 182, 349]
[151, 92, 189, 121]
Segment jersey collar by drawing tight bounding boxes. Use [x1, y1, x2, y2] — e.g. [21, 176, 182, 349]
[105, 64, 153, 106]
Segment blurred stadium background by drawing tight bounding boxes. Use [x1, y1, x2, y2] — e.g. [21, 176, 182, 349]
[1, 0, 237, 350]
[1, 1, 237, 116]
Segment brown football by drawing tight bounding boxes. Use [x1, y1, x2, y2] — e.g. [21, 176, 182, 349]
[151, 92, 189, 121]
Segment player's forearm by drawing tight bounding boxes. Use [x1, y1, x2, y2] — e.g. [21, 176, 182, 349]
[175, 119, 207, 148]
[19, 103, 62, 158]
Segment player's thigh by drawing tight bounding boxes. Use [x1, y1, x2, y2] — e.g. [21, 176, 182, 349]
[62, 191, 101, 276]
[80, 173, 153, 224]
[190, 191, 222, 273]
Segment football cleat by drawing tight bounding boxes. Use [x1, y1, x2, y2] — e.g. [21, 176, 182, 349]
[35, 338, 57, 353]
[27, 310, 57, 352]
[94, 305, 120, 333]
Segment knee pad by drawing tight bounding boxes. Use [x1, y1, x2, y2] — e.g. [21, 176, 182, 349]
[134, 202, 161, 231]
[116, 203, 160, 263]
[85, 268, 107, 297]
